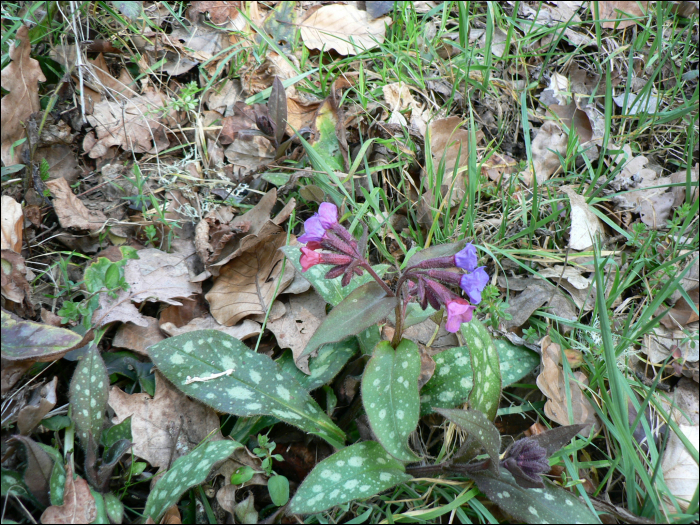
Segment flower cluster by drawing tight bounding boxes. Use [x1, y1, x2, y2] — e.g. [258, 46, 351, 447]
[298, 203, 366, 286]
[297, 202, 489, 333]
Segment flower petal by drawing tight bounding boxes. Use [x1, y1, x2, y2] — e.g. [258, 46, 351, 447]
[455, 243, 478, 272]
[460, 267, 489, 304]
[317, 202, 338, 229]
[300, 247, 322, 271]
[298, 216, 325, 243]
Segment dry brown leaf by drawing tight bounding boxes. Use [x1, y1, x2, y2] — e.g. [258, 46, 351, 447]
[214, 447, 267, 489]
[45, 177, 108, 232]
[0, 25, 46, 166]
[92, 249, 202, 328]
[562, 186, 604, 250]
[609, 145, 676, 229]
[35, 144, 82, 185]
[160, 505, 182, 525]
[521, 121, 568, 185]
[286, 96, 322, 136]
[503, 280, 578, 331]
[112, 316, 166, 357]
[40, 462, 97, 524]
[383, 82, 428, 136]
[205, 78, 242, 116]
[188, 1, 243, 25]
[1, 358, 34, 396]
[670, 164, 699, 207]
[17, 376, 57, 435]
[223, 133, 275, 170]
[661, 288, 700, 329]
[159, 296, 209, 329]
[83, 90, 176, 159]
[533, 265, 598, 311]
[300, 4, 391, 56]
[643, 323, 699, 366]
[427, 117, 482, 204]
[160, 314, 260, 341]
[595, 1, 648, 29]
[661, 424, 699, 512]
[266, 290, 327, 373]
[13, 435, 53, 506]
[1, 196, 23, 252]
[206, 231, 294, 326]
[481, 152, 517, 183]
[1, 249, 33, 309]
[536, 336, 600, 432]
[108, 372, 223, 470]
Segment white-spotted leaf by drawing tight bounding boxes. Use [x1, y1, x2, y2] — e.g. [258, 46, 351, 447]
[69, 344, 109, 448]
[280, 245, 389, 306]
[361, 340, 421, 462]
[277, 337, 357, 391]
[148, 330, 345, 448]
[103, 492, 124, 524]
[420, 341, 537, 415]
[144, 440, 241, 523]
[434, 408, 501, 475]
[288, 441, 410, 514]
[472, 468, 599, 524]
[462, 320, 501, 420]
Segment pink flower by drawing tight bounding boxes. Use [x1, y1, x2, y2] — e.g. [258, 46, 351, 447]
[300, 247, 322, 272]
[445, 298, 476, 332]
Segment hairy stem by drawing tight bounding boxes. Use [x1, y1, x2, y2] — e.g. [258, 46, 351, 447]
[362, 262, 395, 297]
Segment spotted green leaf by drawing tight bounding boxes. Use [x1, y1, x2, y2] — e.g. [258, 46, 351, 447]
[69, 344, 109, 448]
[361, 340, 421, 462]
[302, 282, 397, 359]
[462, 320, 501, 420]
[103, 493, 124, 525]
[90, 489, 109, 524]
[144, 440, 242, 523]
[472, 468, 599, 524]
[433, 408, 501, 475]
[288, 441, 411, 515]
[277, 337, 357, 391]
[49, 458, 66, 506]
[280, 245, 389, 306]
[420, 342, 538, 415]
[2, 469, 33, 500]
[148, 330, 345, 448]
[1, 310, 83, 361]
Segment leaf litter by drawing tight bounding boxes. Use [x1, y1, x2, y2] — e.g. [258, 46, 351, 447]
[1, 2, 698, 523]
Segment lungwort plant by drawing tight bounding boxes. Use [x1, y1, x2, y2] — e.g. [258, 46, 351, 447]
[146, 202, 596, 522]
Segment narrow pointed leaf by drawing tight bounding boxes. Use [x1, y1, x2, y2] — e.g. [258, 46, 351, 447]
[280, 245, 389, 306]
[1, 310, 83, 361]
[462, 320, 501, 420]
[148, 330, 345, 447]
[302, 281, 397, 358]
[472, 468, 599, 524]
[144, 440, 242, 523]
[421, 342, 537, 415]
[277, 337, 357, 391]
[270, 76, 287, 145]
[289, 441, 411, 515]
[362, 340, 421, 462]
[69, 344, 109, 448]
[433, 408, 501, 476]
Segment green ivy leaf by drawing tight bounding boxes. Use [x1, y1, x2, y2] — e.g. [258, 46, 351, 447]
[302, 282, 397, 359]
[280, 245, 389, 306]
[69, 344, 109, 448]
[420, 341, 538, 415]
[144, 440, 242, 523]
[433, 408, 500, 475]
[289, 441, 411, 515]
[268, 475, 290, 506]
[472, 468, 599, 524]
[1, 310, 83, 361]
[361, 340, 421, 462]
[148, 330, 345, 448]
[277, 337, 357, 391]
[462, 320, 501, 420]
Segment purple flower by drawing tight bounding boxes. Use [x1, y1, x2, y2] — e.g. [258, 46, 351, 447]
[455, 243, 478, 272]
[445, 298, 476, 332]
[317, 202, 338, 229]
[502, 438, 550, 488]
[460, 267, 489, 304]
[298, 203, 339, 243]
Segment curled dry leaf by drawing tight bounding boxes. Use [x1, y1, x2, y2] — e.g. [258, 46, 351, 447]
[108, 372, 223, 470]
[1, 196, 23, 252]
[661, 424, 699, 512]
[266, 290, 327, 374]
[502, 280, 578, 331]
[1, 249, 33, 309]
[300, 4, 391, 56]
[0, 25, 46, 166]
[40, 461, 97, 524]
[562, 186, 604, 250]
[82, 89, 177, 159]
[661, 288, 700, 329]
[45, 177, 108, 232]
[206, 230, 294, 326]
[188, 1, 244, 26]
[536, 336, 600, 432]
[17, 376, 58, 435]
[383, 82, 428, 136]
[13, 434, 53, 506]
[160, 314, 261, 341]
[112, 316, 165, 357]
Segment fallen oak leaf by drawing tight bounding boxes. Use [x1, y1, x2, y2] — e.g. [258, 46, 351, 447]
[40, 460, 97, 524]
[1, 196, 23, 252]
[206, 231, 294, 326]
[45, 177, 107, 232]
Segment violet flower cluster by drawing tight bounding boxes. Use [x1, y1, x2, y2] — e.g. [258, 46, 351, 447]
[298, 203, 489, 333]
